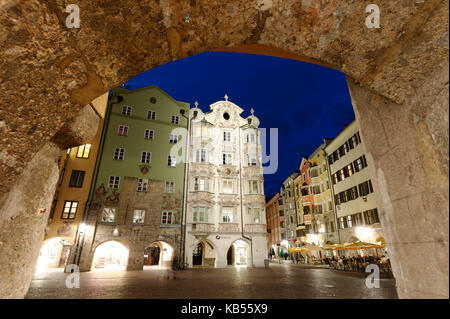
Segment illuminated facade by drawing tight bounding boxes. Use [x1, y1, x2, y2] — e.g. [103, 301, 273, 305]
[37, 94, 108, 271]
[185, 96, 267, 268]
[265, 193, 287, 252]
[325, 121, 385, 245]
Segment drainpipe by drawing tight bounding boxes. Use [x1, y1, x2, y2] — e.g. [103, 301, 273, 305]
[238, 123, 253, 267]
[180, 107, 192, 266]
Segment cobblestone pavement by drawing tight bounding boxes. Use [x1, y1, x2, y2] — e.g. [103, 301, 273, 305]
[26, 263, 398, 299]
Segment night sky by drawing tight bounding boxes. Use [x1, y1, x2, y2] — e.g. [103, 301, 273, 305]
[122, 52, 355, 200]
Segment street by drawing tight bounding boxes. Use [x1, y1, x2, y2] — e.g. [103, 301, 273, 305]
[26, 263, 398, 299]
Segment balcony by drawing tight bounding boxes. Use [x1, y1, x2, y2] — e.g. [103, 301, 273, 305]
[243, 224, 267, 233]
[189, 223, 215, 235]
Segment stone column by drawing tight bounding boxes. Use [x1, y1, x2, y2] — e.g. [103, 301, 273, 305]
[0, 142, 61, 298]
[346, 60, 449, 299]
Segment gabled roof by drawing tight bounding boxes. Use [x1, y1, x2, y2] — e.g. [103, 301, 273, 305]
[111, 85, 189, 108]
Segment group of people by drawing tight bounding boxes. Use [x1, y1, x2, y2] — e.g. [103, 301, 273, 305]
[323, 255, 391, 273]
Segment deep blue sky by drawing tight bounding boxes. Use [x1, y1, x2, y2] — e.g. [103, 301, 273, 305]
[122, 52, 355, 199]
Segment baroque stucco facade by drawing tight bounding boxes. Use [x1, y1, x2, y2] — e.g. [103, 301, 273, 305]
[185, 98, 267, 268]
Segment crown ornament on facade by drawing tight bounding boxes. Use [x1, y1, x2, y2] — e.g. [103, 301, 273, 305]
[250, 108, 255, 116]
[194, 101, 199, 108]
[224, 94, 229, 101]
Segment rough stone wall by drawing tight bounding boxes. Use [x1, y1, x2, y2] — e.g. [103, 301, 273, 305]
[347, 57, 449, 298]
[0, 0, 448, 298]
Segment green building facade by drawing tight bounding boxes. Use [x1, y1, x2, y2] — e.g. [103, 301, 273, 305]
[76, 86, 189, 271]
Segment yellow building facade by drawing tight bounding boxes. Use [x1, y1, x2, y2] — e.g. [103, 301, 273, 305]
[306, 142, 339, 247]
[36, 94, 108, 270]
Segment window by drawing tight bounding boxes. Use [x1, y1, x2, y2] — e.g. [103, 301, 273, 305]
[223, 153, 232, 165]
[168, 155, 176, 167]
[222, 208, 233, 223]
[133, 210, 145, 224]
[222, 179, 233, 194]
[118, 125, 129, 136]
[101, 207, 116, 223]
[247, 133, 256, 143]
[171, 115, 179, 124]
[76, 144, 91, 158]
[161, 211, 173, 224]
[61, 201, 78, 219]
[195, 149, 207, 163]
[250, 208, 261, 223]
[147, 110, 156, 120]
[165, 181, 175, 193]
[194, 177, 209, 191]
[141, 151, 151, 164]
[248, 180, 259, 194]
[193, 207, 207, 222]
[109, 176, 120, 189]
[223, 131, 231, 142]
[144, 129, 154, 140]
[137, 178, 148, 192]
[113, 148, 125, 160]
[248, 154, 257, 166]
[169, 134, 178, 143]
[69, 170, 85, 188]
[347, 215, 353, 228]
[121, 106, 132, 115]
[358, 180, 373, 197]
[364, 209, 380, 225]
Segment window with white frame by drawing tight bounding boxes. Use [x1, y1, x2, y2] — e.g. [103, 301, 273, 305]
[223, 153, 232, 165]
[223, 131, 231, 142]
[248, 154, 257, 166]
[222, 207, 233, 223]
[165, 181, 175, 193]
[122, 106, 132, 115]
[161, 211, 173, 224]
[249, 207, 261, 223]
[133, 209, 145, 224]
[169, 134, 178, 143]
[113, 148, 125, 160]
[222, 179, 233, 194]
[101, 207, 117, 223]
[144, 129, 154, 140]
[194, 177, 209, 191]
[109, 176, 120, 189]
[168, 155, 176, 167]
[118, 125, 129, 136]
[247, 133, 256, 144]
[193, 207, 207, 222]
[137, 178, 148, 192]
[171, 115, 179, 124]
[195, 149, 207, 163]
[147, 110, 156, 120]
[248, 180, 259, 194]
[141, 151, 151, 164]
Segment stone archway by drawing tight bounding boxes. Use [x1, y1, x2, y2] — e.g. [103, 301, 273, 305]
[0, 0, 448, 298]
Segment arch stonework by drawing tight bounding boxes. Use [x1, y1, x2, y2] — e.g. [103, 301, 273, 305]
[0, 0, 448, 298]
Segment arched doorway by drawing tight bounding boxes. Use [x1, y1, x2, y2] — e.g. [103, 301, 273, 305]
[143, 241, 174, 269]
[36, 238, 72, 271]
[192, 241, 216, 267]
[228, 240, 250, 267]
[92, 241, 128, 270]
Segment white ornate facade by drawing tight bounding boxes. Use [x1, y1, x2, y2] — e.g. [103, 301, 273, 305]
[185, 96, 267, 268]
